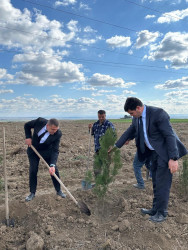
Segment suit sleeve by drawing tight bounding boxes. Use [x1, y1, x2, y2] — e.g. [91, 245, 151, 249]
[50, 131, 62, 165]
[24, 118, 39, 138]
[115, 123, 136, 148]
[156, 110, 179, 159]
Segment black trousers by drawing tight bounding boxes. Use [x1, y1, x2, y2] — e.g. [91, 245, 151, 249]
[150, 151, 172, 215]
[27, 150, 61, 194]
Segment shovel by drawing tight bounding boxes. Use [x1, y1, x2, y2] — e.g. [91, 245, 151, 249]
[81, 128, 92, 190]
[2, 127, 14, 227]
[30, 145, 91, 216]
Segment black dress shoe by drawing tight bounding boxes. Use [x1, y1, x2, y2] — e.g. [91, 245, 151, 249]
[25, 193, 35, 202]
[141, 208, 156, 216]
[57, 190, 66, 198]
[149, 212, 166, 223]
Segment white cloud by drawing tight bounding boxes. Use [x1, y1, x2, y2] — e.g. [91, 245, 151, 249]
[0, 96, 103, 117]
[164, 90, 188, 99]
[123, 90, 136, 95]
[155, 76, 188, 89]
[106, 36, 131, 48]
[0, 89, 14, 94]
[147, 32, 188, 69]
[79, 2, 91, 10]
[83, 26, 97, 33]
[123, 82, 136, 88]
[0, 94, 187, 117]
[88, 73, 133, 88]
[0, 68, 14, 80]
[0, 68, 14, 85]
[0, 0, 75, 50]
[72, 84, 97, 91]
[157, 8, 188, 24]
[55, 0, 77, 7]
[145, 98, 188, 115]
[11, 51, 85, 86]
[135, 30, 160, 49]
[75, 37, 97, 45]
[50, 95, 61, 98]
[91, 89, 116, 97]
[145, 15, 156, 19]
[67, 20, 80, 32]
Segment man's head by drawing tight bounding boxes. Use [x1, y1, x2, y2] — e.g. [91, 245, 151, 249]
[46, 118, 59, 134]
[98, 110, 106, 124]
[124, 97, 144, 118]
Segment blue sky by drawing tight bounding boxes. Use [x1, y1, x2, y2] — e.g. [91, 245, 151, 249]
[0, 0, 188, 118]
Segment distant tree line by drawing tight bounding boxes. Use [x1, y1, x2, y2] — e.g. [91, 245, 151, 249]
[120, 115, 132, 119]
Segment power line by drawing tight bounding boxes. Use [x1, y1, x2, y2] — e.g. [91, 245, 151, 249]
[21, 0, 136, 32]
[0, 20, 188, 64]
[0, 48, 187, 75]
[22, 0, 188, 29]
[124, 0, 188, 24]
[0, 24, 143, 60]
[1, 0, 187, 50]
[0, 65, 176, 84]
[0, 48, 171, 69]
[0, 0, 187, 75]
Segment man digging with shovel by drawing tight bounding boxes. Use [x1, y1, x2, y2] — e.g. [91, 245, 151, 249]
[24, 117, 66, 201]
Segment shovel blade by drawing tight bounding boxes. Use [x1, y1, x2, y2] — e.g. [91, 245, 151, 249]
[3, 218, 15, 227]
[77, 201, 91, 216]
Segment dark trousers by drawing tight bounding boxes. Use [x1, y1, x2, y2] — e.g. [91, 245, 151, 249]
[28, 151, 60, 194]
[150, 151, 172, 215]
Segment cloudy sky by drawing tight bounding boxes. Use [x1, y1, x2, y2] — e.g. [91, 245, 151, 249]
[0, 0, 188, 119]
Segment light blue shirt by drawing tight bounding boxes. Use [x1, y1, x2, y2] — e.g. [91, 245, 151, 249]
[141, 105, 154, 150]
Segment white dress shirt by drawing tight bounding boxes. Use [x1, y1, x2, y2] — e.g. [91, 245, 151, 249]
[38, 125, 50, 143]
[141, 105, 154, 150]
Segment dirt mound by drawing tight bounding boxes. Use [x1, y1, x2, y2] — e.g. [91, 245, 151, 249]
[0, 121, 187, 249]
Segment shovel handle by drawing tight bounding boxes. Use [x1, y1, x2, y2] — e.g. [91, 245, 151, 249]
[87, 129, 92, 171]
[3, 127, 9, 223]
[30, 145, 78, 205]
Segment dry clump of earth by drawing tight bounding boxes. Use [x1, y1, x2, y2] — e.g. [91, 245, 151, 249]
[0, 120, 188, 250]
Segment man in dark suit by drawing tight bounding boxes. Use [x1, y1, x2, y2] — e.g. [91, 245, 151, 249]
[111, 97, 187, 222]
[24, 117, 66, 201]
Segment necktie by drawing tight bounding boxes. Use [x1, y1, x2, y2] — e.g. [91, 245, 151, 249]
[139, 117, 145, 153]
[38, 130, 47, 142]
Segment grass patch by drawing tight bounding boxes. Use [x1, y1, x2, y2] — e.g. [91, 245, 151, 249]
[169, 119, 188, 123]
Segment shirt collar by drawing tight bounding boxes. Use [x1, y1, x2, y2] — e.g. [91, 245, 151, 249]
[97, 119, 106, 125]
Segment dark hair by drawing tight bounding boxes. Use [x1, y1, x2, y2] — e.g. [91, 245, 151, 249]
[124, 97, 143, 112]
[47, 118, 59, 127]
[98, 110, 106, 115]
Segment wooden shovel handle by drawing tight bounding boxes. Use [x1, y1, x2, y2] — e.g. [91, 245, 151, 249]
[87, 129, 92, 171]
[30, 145, 78, 205]
[3, 127, 9, 223]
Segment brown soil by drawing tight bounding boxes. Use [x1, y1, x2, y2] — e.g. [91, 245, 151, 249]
[0, 121, 187, 250]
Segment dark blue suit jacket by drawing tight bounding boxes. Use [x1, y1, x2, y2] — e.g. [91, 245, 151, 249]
[24, 117, 62, 165]
[116, 106, 187, 162]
